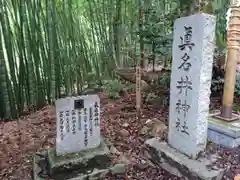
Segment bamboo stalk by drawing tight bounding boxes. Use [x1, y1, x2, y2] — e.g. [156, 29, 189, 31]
[136, 0, 144, 119]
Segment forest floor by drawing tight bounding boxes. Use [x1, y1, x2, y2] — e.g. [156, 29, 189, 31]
[0, 91, 240, 180]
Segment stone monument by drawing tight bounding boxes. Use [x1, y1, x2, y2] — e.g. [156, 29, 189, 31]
[146, 13, 224, 179]
[55, 95, 101, 155]
[33, 95, 127, 180]
[168, 13, 215, 158]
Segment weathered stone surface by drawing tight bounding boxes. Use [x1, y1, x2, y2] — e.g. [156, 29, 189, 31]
[119, 154, 130, 164]
[33, 151, 51, 180]
[169, 13, 216, 158]
[33, 140, 129, 180]
[55, 95, 101, 156]
[208, 129, 240, 148]
[68, 169, 109, 180]
[208, 112, 240, 137]
[208, 112, 240, 148]
[160, 162, 183, 178]
[145, 138, 224, 180]
[64, 164, 127, 180]
[110, 163, 127, 175]
[48, 138, 111, 180]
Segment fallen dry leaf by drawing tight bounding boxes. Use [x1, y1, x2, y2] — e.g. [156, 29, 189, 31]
[0, 91, 240, 180]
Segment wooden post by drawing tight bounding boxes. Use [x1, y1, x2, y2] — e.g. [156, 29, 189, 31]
[136, 60, 141, 118]
[221, 4, 240, 118]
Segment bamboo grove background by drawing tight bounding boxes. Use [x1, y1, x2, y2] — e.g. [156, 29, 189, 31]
[0, 0, 229, 119]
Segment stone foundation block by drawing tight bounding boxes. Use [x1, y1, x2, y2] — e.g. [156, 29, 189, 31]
[145, 138, 224, 180]
[208, 112, 240, 148]
[33, 138, 127, 180]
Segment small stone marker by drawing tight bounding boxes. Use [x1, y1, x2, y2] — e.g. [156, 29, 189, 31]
[168, 13, 216, 158]
[33, 94, 128, 180]
[55, 95, 100, 156]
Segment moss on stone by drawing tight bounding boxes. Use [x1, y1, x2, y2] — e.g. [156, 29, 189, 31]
[47, 139, 111, 180]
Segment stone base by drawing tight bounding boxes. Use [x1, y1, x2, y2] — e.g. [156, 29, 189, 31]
[145, 138, 224, 180]
[213, 112, 239, 122]
[208, 112, 240, 148]
[33, 138, 127, 180]
[33, 151, 48, 180]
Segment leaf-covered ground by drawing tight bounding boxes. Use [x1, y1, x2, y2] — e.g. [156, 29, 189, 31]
[0, 91, 240, 180]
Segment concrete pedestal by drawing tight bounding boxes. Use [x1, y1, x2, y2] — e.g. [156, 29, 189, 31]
[208, 111, 240, 148]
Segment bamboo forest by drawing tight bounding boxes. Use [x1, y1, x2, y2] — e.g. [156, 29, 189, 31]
[0, 0, 228, 119]
[2, 0, 240, 180]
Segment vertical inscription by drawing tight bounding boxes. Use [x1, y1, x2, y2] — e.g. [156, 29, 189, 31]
[59, 111, 64, 140]
[78, 110, 82, 131]
[94, 102, 99, 127]
[176, 100, 190, 118]
[178, 26, 195, 51]
[84, 108, 88, 146]
[56, 95, 101, 156]
[65, 110, 70, 133]
[71, 110, 76, 134]
[175, 25, 195, 135]
[176, 76, 192, 96]
[89, 107, 93, 136]
[178, 53, 191, 71]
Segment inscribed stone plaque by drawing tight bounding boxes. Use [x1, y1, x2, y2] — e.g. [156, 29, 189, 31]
[168, 13, 216, 158]
[56, 95, 100, 156]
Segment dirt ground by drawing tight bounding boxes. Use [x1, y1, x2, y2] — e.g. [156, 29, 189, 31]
[0, 92, 240, 180]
